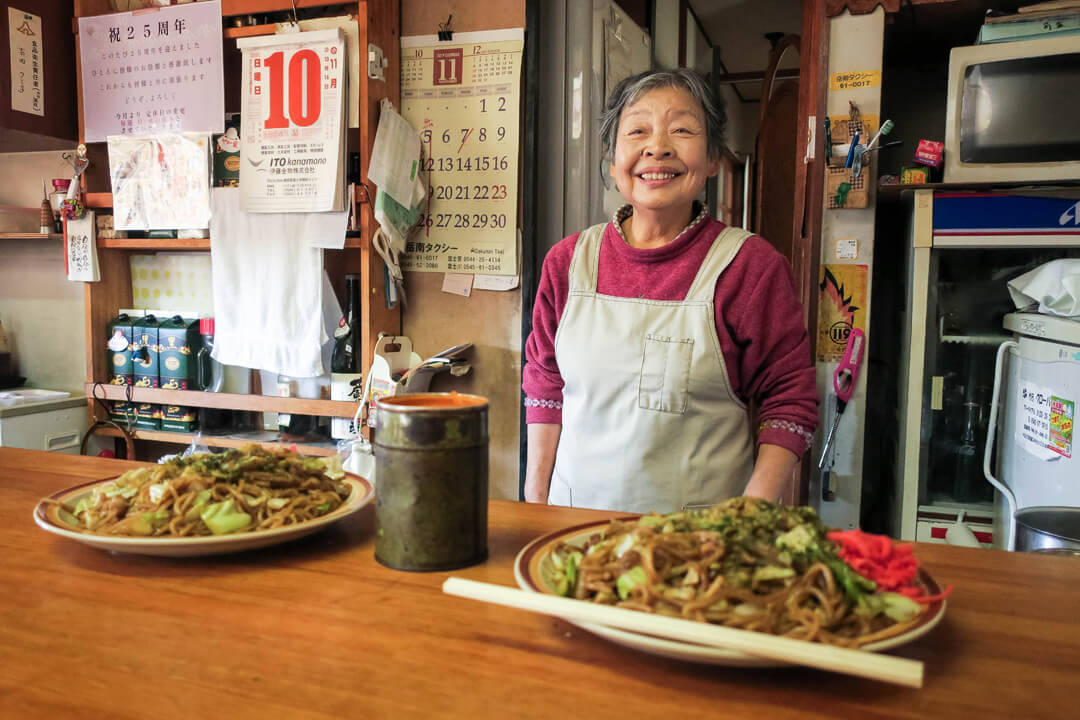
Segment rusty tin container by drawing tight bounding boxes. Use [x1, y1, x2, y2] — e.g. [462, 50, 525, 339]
[374, 393, 489, 571]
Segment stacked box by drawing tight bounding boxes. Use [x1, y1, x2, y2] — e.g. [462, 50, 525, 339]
[106, 313, 136, 424]
[161, 405, 198, 432]
[158, 316, 201, 433]
[132, 315, 160, 429]
[135, 402, 162, 431]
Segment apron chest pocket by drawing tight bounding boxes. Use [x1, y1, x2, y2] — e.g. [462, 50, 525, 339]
[638, 334, 693, 413]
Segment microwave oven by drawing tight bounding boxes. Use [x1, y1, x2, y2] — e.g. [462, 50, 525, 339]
[944, 36, 1080, 184]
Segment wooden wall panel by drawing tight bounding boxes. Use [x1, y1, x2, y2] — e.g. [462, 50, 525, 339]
[400, 0, 525, 502]
[0, 0, 77, 151]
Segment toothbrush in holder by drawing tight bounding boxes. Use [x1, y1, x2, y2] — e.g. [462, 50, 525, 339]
[864, 119, 894, 152]
[844, 131, 860, 169]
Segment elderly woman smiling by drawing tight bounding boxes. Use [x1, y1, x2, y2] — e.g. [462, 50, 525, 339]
[522, 68, 818, 513]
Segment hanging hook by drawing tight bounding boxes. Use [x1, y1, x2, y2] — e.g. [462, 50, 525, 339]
[438, 15, 453, 41]
[289, 0, 299, 27]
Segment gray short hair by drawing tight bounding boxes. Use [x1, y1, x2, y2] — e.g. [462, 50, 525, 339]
[599, 68, 726, 166]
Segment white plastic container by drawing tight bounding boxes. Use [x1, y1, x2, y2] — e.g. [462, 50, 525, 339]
[0, 395, 89, 454]
[986, 313, 1080, 550]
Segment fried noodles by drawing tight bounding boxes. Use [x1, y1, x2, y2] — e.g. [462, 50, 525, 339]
[50, 444, 350, 537]
[546, 497, 926, 647]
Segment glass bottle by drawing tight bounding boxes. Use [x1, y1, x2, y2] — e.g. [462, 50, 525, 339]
[276, 373, 316, 440]
[195, 318, 233, 434]
[331, 274, 364, 440]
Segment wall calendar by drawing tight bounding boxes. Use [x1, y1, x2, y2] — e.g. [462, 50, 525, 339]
[400, 28, 523, 276]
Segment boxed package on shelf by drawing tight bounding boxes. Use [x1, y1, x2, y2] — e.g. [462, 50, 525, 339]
[132, 314, 160, 430]
[134, 402, 161, 431]
[106, 312, 136, 424]
[161, 405, 197, 433]
[106, 313, 135, 386]
[158, 316, 201, 391]
[158, 315, 202, 434]
[131, 315, 160, 388]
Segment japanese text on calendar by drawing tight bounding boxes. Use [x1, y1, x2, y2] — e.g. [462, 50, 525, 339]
[400, 29, 523, 276]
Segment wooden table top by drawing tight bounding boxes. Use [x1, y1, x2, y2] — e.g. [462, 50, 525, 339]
[3, 447, 1079, 719]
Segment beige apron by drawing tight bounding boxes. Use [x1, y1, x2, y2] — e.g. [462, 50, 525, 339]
[548, 222, 755, 513]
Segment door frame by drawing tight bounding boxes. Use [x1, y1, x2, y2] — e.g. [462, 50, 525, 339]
[786, 0, 830, 505]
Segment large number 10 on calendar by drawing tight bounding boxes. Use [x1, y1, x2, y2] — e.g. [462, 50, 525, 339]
[237, 29, 346, 213]
[400, 29, 524, 276]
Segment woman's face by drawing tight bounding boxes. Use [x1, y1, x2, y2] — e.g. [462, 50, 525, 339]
[609, 86, 720, 215]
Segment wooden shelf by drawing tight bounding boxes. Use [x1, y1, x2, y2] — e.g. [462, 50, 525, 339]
[878, 180, 1080, 193]
[0, 233, 62, 240]
[86, 383, 361, 419]
[96, 235, 367, 250]
[98, 237, 211, 250]
[76, 0, 402, 458]
[223, 23, 278, 39]
[86, 192, 366, 249]
[93, 426, 339, 457]
[220, 0, 347, 15]
[85, 193, 112, 209]
[75, 0, 347, 20]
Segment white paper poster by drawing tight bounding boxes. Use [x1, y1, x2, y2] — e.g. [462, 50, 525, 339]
[108, 133, 211, 231]
[8, 7, 43, 116]
[77, 0, 224, 142]
[238, 29, 346, 213]
[66, 212, 99, 282]
[1016, 381, 1075, 460]
[401, 29, 523, 276]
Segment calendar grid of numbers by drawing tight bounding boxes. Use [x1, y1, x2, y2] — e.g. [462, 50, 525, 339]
[400, 29, 524, 276]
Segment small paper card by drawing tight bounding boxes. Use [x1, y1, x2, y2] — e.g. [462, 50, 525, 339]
[66, 211, 100, 282]
[473, 274, 519, 291]
[441, 272, 474, 297]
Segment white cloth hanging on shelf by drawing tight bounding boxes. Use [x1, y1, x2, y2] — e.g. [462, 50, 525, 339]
[209, 187, 333, 378]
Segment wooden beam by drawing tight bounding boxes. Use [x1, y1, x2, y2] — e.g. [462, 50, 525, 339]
[715, 69, 799, 85]
[789, 0, 830, 506]
[85, 383, 363, 418]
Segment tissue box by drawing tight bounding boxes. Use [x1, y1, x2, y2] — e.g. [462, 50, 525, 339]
[913, 139, 944, 168]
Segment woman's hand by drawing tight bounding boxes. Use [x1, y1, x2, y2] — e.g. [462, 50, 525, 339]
[524, 423, 562, 503]
[742, 444, 799, 503]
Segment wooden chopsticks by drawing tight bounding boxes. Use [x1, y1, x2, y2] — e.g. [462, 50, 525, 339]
[442, 577, 924, 688]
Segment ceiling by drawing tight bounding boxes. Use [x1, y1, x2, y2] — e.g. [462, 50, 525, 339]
[687, 0, 803, 102]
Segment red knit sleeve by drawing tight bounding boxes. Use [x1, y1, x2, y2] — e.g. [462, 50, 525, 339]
[718, 236, 819, 457]
[522, 233, 579, 424]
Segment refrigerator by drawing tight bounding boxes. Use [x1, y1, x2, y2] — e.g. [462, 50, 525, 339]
[893, 190, 1080, 544]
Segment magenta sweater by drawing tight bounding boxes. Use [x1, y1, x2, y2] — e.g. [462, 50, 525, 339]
[522, 211, 819, 458]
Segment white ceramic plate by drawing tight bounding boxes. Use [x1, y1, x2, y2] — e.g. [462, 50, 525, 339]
[33, 473, 373, 557]
[514, 518, 948, 667]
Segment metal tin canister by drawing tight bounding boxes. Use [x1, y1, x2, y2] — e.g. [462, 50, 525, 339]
[374, 393, 489, 571]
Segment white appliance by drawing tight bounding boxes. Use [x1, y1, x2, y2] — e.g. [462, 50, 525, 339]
[985, 312, 1080, 550]
[0, 395, 89, 454]
[944, 36, 1080, 184]
[892, 190, 1080, 543]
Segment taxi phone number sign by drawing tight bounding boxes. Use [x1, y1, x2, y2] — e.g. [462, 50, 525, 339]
[237, 29, 345, 212]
